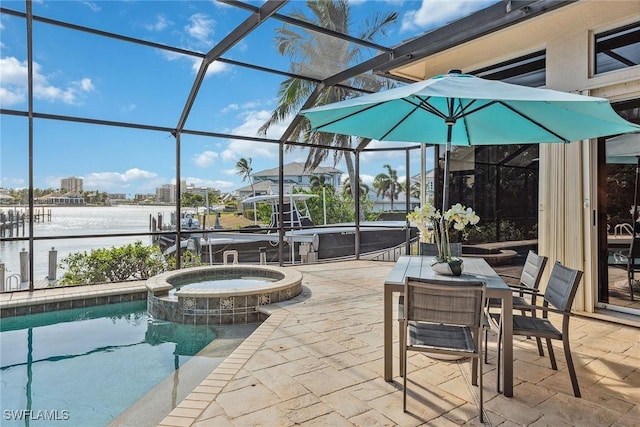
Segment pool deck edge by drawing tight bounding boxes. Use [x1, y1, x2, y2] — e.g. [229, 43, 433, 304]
[158, 307, 289, 427]
[0, 280, 148, 312]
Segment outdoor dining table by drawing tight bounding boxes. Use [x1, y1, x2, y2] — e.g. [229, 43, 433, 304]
[384, 255, 514, 397]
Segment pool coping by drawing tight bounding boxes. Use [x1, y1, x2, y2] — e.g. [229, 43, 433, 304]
[146, 264, 302, 298]
[0, 280, 148, 317]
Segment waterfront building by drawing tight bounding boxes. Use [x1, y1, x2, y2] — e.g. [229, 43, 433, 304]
[60, 177, 83, 193]
[155, 184, 175, 204]
[154, 180, 187, 204]
[35, 191, 84, 205]
[134, 193, 156, 204]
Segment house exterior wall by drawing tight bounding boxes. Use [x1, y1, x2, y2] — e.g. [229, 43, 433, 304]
[390, 1, 640, 313]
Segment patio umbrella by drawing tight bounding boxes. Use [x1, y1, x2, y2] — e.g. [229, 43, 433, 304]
[607, 132, 640, 226]
[300, 71, 640, 213]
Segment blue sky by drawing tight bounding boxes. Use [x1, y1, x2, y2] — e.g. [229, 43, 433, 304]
[0, 0, 493, 197]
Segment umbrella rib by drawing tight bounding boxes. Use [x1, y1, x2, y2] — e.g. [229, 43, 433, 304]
[452, 99, 488, 120]
[497, 101, 570, 142]
[312, 102, 386, 131]
[412, 96, 448, 120]
[380, 101, 422, 140]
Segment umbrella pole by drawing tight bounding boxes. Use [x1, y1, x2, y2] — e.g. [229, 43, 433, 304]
[633, 156, 639, 231]
[442, 134, 452, 214]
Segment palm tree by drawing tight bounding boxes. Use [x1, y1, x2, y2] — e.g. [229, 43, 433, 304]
[373, 164, 403, 211]
[258, 0, 397, 208]
[342, 176, 369, 198]
[235, 157, 255, 196]
[309, 175, 334, 193]
[409, 179, 420, 199]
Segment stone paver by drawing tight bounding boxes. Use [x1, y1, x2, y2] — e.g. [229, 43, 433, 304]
[154, 260, 640, 426]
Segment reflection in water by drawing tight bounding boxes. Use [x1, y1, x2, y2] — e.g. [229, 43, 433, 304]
[0, 301, 216, 427]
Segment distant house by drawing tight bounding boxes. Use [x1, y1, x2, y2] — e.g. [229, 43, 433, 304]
[369, 192, 420, 213]
[235, 162, 343, 200]
[410, 169, 436, 203]
[35, 191, 84, 205]
[0, 189, 14, 205]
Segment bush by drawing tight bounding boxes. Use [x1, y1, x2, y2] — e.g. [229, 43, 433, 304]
[59, 241, 166, 285]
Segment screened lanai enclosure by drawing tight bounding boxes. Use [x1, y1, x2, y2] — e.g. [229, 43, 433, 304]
[1, 0, 636, 302]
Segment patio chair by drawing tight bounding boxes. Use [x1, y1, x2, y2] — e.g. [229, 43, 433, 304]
[484, 250, 548, 369]
[420, 242, 462, 257]
[398, 241, 463, 376]
[486, 262, 583, 397]
[401, 277, 486, 420]
[610, 235, 639, 301]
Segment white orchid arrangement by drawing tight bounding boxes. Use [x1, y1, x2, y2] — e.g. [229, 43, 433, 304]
[407, 202, 480, 262]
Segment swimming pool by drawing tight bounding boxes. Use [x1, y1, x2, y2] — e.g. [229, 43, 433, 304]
[0, 301, 223, 426]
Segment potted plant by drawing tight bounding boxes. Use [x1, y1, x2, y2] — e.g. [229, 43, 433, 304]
[407, 202, 479, 276]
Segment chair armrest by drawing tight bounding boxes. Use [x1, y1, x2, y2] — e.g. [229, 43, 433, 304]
[508, 287, 543, 297]
[498, 273, 520, 281]
[514, 304, 572, 317]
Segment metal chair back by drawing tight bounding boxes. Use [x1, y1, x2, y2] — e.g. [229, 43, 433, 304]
[419, 242, 462, 257]
[405, 277, 485, 329]
[544, 262, 583, 313]
[520, 250, 548, 290]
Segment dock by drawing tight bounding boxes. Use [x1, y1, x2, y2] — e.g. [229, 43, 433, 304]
[0, 207, 52, 238]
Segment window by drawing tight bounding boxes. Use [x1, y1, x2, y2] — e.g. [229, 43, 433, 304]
[595, 22, 640, 75]
[470, 51, 546, 88]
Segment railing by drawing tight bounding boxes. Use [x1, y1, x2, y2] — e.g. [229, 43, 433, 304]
[363, 242, 411, 262]
[614, 223, 634, 236]
[4, 274, 21, 292]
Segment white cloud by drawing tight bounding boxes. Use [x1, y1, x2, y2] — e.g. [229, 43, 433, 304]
[360, 174, 374, 186]
[0, 86, 23, 106]
[212, 0, 233, 9]
[222, 168, 238, 176]
[221, 103, 240, 113]
[81, 168, 161, 191]
[146, 14, 172, 31]
[401, 0, 491, 33]
[221, 100, 263, 114]
[198, 58, 229, 75]
[78, 78, 94, 92]
[0, 176, 26, 188]
[185, 13, 214, 45]
[220, 109, 291, 162]
[184, 177, 235, 191]
[193, 150, 219, 167]
[83, 1, 101, 12]
[0, 56, 94, 106]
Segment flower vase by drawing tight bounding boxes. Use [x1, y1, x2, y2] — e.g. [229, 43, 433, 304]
[430, 257, 464, 276]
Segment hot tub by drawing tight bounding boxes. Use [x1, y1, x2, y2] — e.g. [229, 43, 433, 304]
[146, 265, 303, 324]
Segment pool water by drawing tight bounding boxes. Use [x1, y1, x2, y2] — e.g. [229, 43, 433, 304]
[0, 301, 217, 426]
[169, 275, 277, 296]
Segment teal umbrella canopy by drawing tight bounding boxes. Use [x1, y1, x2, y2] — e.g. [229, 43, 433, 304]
[300, 71, 640, 212]
[301, 72, 640, 145]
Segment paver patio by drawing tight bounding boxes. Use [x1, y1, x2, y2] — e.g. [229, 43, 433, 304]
[157, 260, 640, 427]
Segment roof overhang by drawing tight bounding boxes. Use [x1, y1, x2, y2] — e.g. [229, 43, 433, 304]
[377, 0, 577, 82]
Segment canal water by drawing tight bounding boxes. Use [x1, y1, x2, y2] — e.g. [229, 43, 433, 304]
[0, 205, 174, 281]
